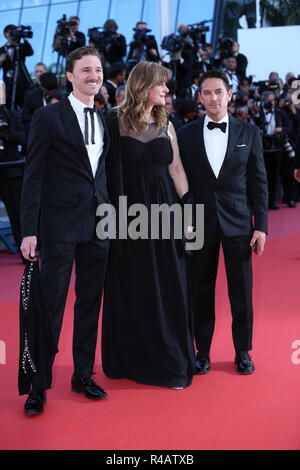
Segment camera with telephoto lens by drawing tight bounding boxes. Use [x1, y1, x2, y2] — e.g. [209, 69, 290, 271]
[253, 80, 279, 94]
[217, 36, 234, 60]
[56, 14, 77, 38]
[263, 100, 274, 112]
[88, 27, 119, 54]
[283, 137, 295, 158]
[282, 98, 292, 110]
[10, 25, 33, 41]
[132, 27, 154, 44]
[161, 33, 189, 53]
[187, 22, 210, 45]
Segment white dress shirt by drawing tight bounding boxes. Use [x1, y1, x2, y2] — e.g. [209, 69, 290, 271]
[190, 83, 199, 99]
[68, 92, 104, 177]
[225, 71, 239, 95]
[203, 113, 229, 178]
[264, 109, 276, 136]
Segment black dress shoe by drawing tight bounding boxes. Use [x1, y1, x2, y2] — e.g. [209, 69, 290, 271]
[71, 374, 108, 399]
[235, 351, 255, 374]
[195, 355, 211, 375]
[24, 388, 46, 415]
[287, 200, 296, 208]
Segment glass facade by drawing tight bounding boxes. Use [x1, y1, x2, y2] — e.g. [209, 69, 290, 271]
[221, 0, 300, 40]
[0, 0, 216, 74]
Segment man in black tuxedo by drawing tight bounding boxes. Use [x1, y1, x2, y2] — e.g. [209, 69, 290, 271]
[20, 46, 110, 415]
[177, 70, 268, 375]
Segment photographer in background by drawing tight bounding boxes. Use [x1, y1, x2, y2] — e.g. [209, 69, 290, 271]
[194, 48, 212, 74]
[161, 24, 194, 98]
[66, 16, 86, 53]
[0, 24, 34, 109]
[278, 96, 298, 207]
[127, 21, 160, 70]
[88, 19, 126, 74]
[90, 19, 126, 68]
[223, 56, 245, 95]
[231, 41, 248, 77]
[53, 15, 85, 57]
[255, 90, 293, 210]
[0, 80, 26, 252]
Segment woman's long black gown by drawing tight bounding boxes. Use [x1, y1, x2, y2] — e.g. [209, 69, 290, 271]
[102, 123, 195, 388]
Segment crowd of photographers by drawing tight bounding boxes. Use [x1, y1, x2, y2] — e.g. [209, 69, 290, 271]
[0, 16, 300, 254]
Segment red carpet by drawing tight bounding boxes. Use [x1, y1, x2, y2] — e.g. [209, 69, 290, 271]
[0, 206, 300, 450]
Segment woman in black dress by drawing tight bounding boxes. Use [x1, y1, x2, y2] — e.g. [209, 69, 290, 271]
[102, 62, 195, 389]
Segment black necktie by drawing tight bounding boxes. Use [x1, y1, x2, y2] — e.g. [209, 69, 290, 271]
[207, 121, 227, 133]
[83, 107, 96, 145]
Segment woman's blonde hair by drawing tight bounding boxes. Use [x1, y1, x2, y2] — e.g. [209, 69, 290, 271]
[117, 61, 170, 135]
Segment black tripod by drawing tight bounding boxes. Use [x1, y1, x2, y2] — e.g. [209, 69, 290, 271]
[10, 42, 33, 110]
[54, 37, 69, 88]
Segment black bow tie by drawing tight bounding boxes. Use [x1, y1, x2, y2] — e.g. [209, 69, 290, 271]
[83, 107, 96, 145]
[207, 121, 227, 133]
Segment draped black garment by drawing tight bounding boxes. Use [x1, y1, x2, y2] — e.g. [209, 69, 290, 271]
[102, 119, 195, 388]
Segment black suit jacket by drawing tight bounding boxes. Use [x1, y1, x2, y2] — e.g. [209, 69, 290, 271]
[104, 80, 117, 107]
[236, 53, 248, 77]
[177, 116, 268, 237]
[21, 87, 45, 131]
[21, 97, 110, 242]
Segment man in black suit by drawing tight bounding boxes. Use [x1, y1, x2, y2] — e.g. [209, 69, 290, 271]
[22, 72, 58, 134]
[20, 46, 110, 415]
[177, 70, 268, 375]
[0, 24, 34, 109]
[104, 63, 126, 107]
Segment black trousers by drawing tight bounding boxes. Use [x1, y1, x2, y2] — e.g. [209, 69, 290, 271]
[190, 229, 253, 356]
[33, 236, 109, 387]
[263, 150, 282, 206]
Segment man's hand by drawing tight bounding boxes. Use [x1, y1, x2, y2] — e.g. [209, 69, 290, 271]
[250, 230, 266, 256]
[149, 48, 158, 57]
[294, 169, 300, 183]
[20, 236, 38, 261]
